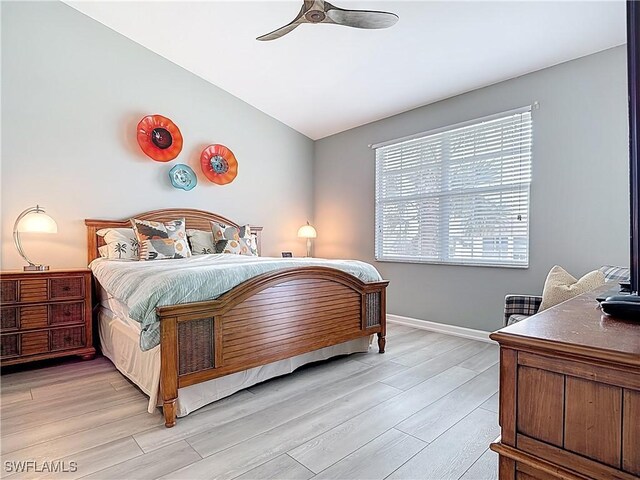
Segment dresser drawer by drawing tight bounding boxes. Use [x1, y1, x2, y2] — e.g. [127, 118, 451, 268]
[50, 326, 85, 351]
[21, 331, 49, 356]
[1, 280, 17, 303]
[1, 334, 19, 358]
[49, 277, 85, 300]
[19, 305, 49, 330]
[0, 302, 86, 331]
[19, 278, 48, 302]
[1, 307, 19, 331]
[49, 302, 85, 326]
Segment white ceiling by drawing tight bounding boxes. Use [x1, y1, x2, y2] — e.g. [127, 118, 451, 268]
[65, 1, 626, 140]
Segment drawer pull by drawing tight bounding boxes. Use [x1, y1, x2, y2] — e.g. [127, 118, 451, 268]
[64, 309, 71, 316]
[62, 286, 70, 292]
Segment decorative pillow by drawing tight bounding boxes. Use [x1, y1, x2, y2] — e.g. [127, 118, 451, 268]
[130, 218, 191, 261]
[96, 228, 139, 260]
[210, 222, 258, 256]
[186, 229, 215, 255]
[539, 265, 606, 312]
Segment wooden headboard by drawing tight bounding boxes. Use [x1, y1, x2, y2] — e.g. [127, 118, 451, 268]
[84, 208, 263, 264]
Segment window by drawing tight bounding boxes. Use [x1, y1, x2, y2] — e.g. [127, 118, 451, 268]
[374, 107, 532, 267]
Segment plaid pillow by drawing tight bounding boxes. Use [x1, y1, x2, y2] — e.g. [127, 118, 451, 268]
[599, 265, 630, 282]
[504, 294, 542, 326]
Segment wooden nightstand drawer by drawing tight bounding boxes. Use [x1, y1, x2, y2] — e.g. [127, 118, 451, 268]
[1, 307, 19, 330]
[49, 302, 84, 326]
[50, 327, 85, 351]
[49, 277, 84, 300]
[1, 334, 19, 358]
[1, 280, 17, 303]
[21, 331, 49, 356]
[19, 278, 48, 302]
[20, 305, 49, 330]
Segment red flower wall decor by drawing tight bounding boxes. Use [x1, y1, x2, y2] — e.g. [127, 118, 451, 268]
[137, 115, 183, 162]
[200, 144, 238, 185]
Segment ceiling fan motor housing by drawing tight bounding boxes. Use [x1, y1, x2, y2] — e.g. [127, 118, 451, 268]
[305, 10, 326, 23]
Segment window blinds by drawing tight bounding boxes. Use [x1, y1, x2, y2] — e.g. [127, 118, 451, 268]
[374, 107, 532, 267]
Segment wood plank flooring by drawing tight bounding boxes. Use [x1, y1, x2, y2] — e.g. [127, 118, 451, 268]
[0, 323, 499, 480]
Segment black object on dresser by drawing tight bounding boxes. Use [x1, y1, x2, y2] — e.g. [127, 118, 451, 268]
[0, 269, 95, 365]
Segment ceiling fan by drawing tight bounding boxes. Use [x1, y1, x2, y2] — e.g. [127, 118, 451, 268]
[256, 0, 399, 41]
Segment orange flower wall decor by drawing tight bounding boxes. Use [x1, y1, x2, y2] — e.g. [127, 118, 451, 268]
[137, 115, 183, 162]
[200, 144, 238, 185]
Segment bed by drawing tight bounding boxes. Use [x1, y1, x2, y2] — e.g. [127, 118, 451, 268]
[85, 208, 388, 428]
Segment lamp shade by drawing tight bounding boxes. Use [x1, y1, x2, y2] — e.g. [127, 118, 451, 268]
[13, 205, 57, 271]
[297, 222, 317, 239]
[17, 210, 58, 233]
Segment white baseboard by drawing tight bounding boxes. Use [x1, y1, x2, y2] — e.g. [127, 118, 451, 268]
[387, 314, 494, 343]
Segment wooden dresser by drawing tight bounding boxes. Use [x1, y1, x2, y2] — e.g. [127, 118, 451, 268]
[490, 287, 640, 480]
[0, 269, 95, 366]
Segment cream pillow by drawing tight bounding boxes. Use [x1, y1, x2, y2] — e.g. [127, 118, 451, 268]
[539, 265, 606, 311]
[96, 228, 139, 260]
[186, 229, 215, 255]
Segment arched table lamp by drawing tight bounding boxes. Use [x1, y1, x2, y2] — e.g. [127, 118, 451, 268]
[13, 205, 58, 271]
[297, 221, 317, 258]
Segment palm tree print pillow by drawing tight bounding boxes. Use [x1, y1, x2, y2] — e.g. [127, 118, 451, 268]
[186, 229, 215, 255]
[96, 228, 140, 260]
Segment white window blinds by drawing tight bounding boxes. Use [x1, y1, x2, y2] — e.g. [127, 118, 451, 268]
[374, 107, 532, 267]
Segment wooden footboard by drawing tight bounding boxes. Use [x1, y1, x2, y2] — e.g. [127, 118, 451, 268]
[157, 267, 388, 427]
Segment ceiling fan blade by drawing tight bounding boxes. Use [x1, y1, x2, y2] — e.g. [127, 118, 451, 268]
[325, 6, 398, 29]
[256, 21, 303, 41]
[256, 2, 310, 41]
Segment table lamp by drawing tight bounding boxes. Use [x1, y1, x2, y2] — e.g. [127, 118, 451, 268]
[297, 221, 317, 257]
[13, 205, 58, 271]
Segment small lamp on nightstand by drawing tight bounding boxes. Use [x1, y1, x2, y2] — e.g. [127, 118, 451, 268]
[13, 205, 58, 271]
[297, 221, 317, 258]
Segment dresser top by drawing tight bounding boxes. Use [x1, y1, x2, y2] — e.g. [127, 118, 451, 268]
[491, 286, 640, 367]
[0, 267, 91, 279]
[1, 268, 90, 276]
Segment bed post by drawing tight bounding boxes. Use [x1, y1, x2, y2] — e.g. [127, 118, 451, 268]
[160, 316, 179, 428]
[378, 287, 387, 353]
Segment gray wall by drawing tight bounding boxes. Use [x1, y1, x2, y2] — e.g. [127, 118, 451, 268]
[1, 1, 315, 269]
[314, 46, 629, 332]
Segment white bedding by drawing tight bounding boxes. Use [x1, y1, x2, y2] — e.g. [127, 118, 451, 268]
[98, 306, 371, 416]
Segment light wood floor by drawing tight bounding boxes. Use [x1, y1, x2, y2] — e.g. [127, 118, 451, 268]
[0, 323, 499, 480]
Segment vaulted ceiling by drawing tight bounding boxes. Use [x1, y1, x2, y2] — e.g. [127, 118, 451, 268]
[65, 1, 626, 139]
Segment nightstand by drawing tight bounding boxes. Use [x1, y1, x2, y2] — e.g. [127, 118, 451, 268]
[0, 269, 95, 366]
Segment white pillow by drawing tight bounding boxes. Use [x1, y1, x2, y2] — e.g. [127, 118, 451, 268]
[186, 229, 215, 255]
[539, 265, 606, 311]
[96, 228, 139, 260]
